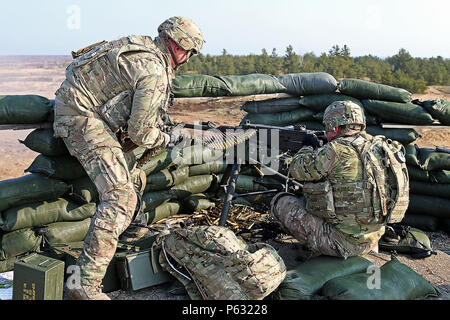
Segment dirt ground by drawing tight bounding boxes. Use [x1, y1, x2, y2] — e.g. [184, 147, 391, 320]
[0, 56, 448, 300]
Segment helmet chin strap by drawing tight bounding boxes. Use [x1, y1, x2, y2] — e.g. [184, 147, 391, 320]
[161, 33, 183, 70]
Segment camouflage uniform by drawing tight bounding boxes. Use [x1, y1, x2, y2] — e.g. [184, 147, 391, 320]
[271, 101, 388, 258]
[54, 17, 204, 298]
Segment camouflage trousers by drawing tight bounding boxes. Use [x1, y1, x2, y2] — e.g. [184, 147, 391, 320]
[53, 99, 144, 287]
[270, 193, 370, 259]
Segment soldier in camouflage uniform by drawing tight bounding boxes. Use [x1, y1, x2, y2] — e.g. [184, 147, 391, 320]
[271, 101, 404, 259]
[53, 17, 205, 300]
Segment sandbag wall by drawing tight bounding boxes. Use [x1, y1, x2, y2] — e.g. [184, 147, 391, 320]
[0, 94, 278, 272]
[234, 74, 450, 234]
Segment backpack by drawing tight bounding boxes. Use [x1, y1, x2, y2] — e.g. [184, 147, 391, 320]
[348, 133, 409, 224]
[153, 225, 286, 300]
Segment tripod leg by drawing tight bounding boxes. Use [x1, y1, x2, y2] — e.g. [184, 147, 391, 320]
[219, 163, 241, 226]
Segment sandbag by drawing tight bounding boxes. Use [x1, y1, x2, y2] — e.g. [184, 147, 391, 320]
[144, 166, 189, 192]
[214, 74, 287, 96]
[409, 180, 450, 199]
[172, 74, 231, 97]
[19, 128, 68, 156]
[139, 148, 179, 175]
[365, 127, 421, 144]
[0, 198, 96, 232]
[67, 176, 98, 204]
[430, 170, 450, 184]
[175, 145, 225, 168]
[400, 214, 439, 232]
[142, 190, 173, 212]
[338, 79, 412, 103]
[217, 174, 279, 193]
[0, 95, 53, 124]
[241, 98, 300, 114]
[269, 256, 373, 300]
[407, 166, 429, 182]
[189, 159, 228, 176]
[146, 202, 181, 225]
[322, 256, 438, 300]
[417, 147, 450, 171]
[170, 175, 215, 200]
[441, 219, 450, 233]
[416, 98, 450, 125]
[42, 218, 91, 244]
[25, 154, 86, 180]
[362, 100, 435, 125]
[405, 144, 421, 167]
[379, 225, 435, 258]
[278, 72, 338, 96]
[0, 256, 16, 273]
[0, 174, 70, 212]
[407, 194, 450, 219]
[298, 93, 363, 112]
[240, 108, 314, 126]
[0, 228, 42, 261]
[181, 193, 216, 212]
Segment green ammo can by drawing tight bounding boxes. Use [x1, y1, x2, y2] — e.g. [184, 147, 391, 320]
[13, 253, 65, 300]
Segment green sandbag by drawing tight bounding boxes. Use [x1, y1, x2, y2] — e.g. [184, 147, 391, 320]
[181, 193, 216, 212]
[172, 74, 231, 97]
[269, 256, 373, 300]
[241, 98, 300, 114]
[0, 256, 16, 273]
[0, 228, 42, 261]
[214, 74, 287, 96]
[400, 214, 439, 232]
[313, 111, 378, 126]
[322, 255, 438, 300]
[407, 166, 429, 182]
[410, 180, 450, 199]
[419, 98, 450, 125]
[407, 194, 450, 219]
[417, 147, 450, 171]
[278, 72, 338, 96]
[0, 95, 53, 124]
[25, 154, 86, 180]
[142, 190, 173, 212]
[67, 176, 98, 204]
[240, 108, 314, 126]
[43, 218, 91, 245]
[0, 198, 96, 232]
[299, 93, 363, 112]
[175, 145, 224, 167]
[146, 202, 181, 225]
[405, 144, 421, 167]
[0, 174, 70, 212]
[362, 100, 434, 125]
[170, 175, 215, 200]
[339, 78, 412, 103]
[19, 128, 68, 156]
[430, 170, 450, 184]
[379, 226, 435, 258]
[189, 159, 228, 176]
[144, 166, 189, 192]
[139, 149, 179, 176]
[365, 127, 421, 144]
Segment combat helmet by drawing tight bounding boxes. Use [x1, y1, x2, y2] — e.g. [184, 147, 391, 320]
[158, 16, 204, 57]
[323, 100, 366, 132]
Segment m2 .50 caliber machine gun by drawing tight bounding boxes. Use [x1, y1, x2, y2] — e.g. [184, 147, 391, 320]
[180, 121, 327, 226]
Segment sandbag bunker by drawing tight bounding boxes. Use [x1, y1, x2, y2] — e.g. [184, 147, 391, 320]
[0, 72, 449, 300]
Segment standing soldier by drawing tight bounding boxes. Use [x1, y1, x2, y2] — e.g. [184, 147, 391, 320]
[271, 101, 409, 259]
[53, 17, 204, 300]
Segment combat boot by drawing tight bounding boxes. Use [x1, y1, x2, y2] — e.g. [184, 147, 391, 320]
[66, 285, 111, 300]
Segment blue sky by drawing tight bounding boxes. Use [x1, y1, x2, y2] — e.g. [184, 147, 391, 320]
[0, 0, 449, 58]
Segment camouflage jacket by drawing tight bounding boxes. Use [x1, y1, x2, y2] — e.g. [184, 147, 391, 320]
[55, 35, 175, 149]
[289, 131, 386, 245]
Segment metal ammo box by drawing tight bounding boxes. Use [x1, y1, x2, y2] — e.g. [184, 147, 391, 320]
[13, 253, 65, 300]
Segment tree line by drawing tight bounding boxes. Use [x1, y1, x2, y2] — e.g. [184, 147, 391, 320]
[178, 45, 450, 94]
